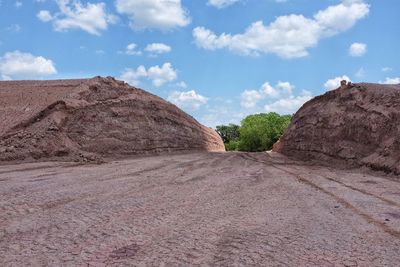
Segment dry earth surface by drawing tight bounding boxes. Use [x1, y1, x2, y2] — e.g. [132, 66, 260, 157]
[1, 152, 400, 266]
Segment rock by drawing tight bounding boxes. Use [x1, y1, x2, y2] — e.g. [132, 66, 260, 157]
[0, 77, 224, 163]
[278, 83, 400, 175]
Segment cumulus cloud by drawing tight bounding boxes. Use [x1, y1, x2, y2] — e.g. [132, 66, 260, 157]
[147, 63, 177, 87]
[115, 0, 190, 31]
[349, 42, 367, 57]
[145, 43, 171, 54]
[324, 75, 351, 90]
[38, 0, 117, 35]
[37, 10, 53, 22]
[0, 51, 57, 80]
[241, 89, 264, 109]
[264, 90, 312, 114]
[193, 0, 370, 58]
[240, 81, 311, 115]
[207, 0, 239, 9]
[125, 43, 142, 55]
[119, 65, 147, 87]
[168, 90, 208, 110]
[119, 62, 177, 87]
[240, 81, 298, 110]
[175, 81, 187, 88]
[380, 77, 400, 85]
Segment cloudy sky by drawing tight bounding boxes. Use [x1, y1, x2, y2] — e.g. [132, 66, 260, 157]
[0, 0, 399, 126]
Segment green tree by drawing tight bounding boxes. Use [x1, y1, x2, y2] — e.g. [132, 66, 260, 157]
[238, 113, 291, 152]
[216, 124, 240, 144]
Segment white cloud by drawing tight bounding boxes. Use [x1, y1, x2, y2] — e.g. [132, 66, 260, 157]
[202, 81, 308, 127]
[349, 42, 367, 57]
[168, 90, 208, 110]
[276, 81, 294, 95]
[241, 81, 296, 108]
[175, 81, 187, 88]
[381, 67, 393, 72]
[193, 0, 369, 58]
[115, 0, 190, 31]
[37, 10, 53, 22]
[119, 62, 178, 87]
[380, 77, 400, 85]
[207, 0, 239, 9]
[0, 51, 57, 80]
[145, 43, 171, 54]
[147, 63, 177, 87]
[38, 0, 116, 35]
[125, 43, 142, 55]
[119, 66, 147, 87]
[264, 90, 312, 114]
[324, 75, 351, 90]
[15, 1, 22, 8]
[241, 89, 264, 109]
[314, 0, 370, 35]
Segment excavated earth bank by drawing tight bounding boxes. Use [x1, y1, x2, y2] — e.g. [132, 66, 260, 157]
[0, 77, 224, 163]
[276, 82, 400, 175]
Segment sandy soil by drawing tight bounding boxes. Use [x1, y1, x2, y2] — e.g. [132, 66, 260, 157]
[278, 82, 400, 175]
[1, 152, 399, 266]
[0, 77, 224, 163]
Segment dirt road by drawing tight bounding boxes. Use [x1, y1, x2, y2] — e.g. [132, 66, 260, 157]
[1, 152, 399, 266]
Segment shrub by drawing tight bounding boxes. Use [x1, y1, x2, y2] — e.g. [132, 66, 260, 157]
[225, 140, 240, 151]
[238, 113, 291, 152]
[216, 124, 240, 144]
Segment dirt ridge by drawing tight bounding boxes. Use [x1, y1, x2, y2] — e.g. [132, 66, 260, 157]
[0, 76, 224, 163]
[276, 82, 400, 175]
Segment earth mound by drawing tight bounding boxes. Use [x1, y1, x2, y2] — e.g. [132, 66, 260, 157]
[0, 77, 224, 163]
[275, 82, 400, 175]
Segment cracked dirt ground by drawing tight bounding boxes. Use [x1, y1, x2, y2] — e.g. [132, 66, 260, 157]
[1, 152, 399, 266]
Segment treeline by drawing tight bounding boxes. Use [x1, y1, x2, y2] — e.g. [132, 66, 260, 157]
[216, 112, 292, 152]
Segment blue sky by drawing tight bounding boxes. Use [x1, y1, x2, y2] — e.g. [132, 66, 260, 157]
[0, 0, 399, 127]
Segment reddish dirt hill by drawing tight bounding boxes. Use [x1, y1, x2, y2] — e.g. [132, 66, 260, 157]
[276, 82, 400, 175]
[0, 77, 224, 163]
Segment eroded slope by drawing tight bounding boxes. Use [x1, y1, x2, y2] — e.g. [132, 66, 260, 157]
[277, 82, 400, 175]
[0, 77, 224, 162]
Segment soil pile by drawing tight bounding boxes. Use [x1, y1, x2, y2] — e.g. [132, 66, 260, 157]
[275, 82, 400, 175]
[0, 77, 224, 162]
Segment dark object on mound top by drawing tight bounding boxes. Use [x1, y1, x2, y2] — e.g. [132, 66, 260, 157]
[0, 76, 225, 163]
[274, 82, 400, 175]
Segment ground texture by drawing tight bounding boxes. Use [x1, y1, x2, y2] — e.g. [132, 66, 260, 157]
[1, 152, 399, 266]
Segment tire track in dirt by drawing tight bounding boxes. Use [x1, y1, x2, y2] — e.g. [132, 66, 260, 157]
[310, 172, 400, 208]
[169, 153, 242, 185]
[240, 153, 400, 239]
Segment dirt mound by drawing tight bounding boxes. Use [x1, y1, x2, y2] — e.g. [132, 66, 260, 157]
[275, 82, 400, 175]
[0, 77, 224, 163]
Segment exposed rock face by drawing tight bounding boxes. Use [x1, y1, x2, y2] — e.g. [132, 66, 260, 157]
[0, 77, 224, 163]
[276, 82, 400, 175]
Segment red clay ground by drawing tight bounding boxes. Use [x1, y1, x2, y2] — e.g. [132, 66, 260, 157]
[1, 152, 399, 266]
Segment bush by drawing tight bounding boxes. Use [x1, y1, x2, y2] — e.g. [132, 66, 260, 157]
[216, 124, 240, 144]
[225, 140, 240, 151]
[237, 113, 291, 152]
